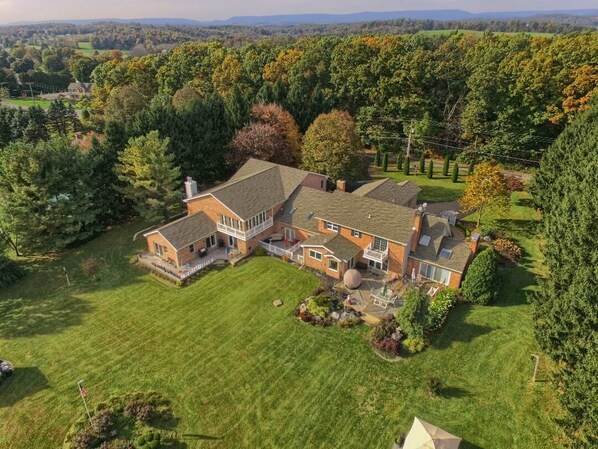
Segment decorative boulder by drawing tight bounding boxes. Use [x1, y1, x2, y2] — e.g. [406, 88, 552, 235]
[273, 299, 283, 307]
[343, 269, 362, 289]
[331, 311, 340, 320]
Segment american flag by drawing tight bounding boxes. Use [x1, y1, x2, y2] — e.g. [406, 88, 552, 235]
[80, 387, 87, 398]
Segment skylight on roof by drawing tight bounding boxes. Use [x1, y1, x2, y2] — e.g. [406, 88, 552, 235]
[307, 211, 314, 219]
[419, 235, 431, 246]
[439, 248, 453, 260]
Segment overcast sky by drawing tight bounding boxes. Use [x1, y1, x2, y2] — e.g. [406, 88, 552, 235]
[1, 0, 596, 24]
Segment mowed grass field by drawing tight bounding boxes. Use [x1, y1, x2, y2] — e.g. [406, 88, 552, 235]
[372, 160, 469, 202]
[0, 193, 560, 449]
[3, 98, 53, 109]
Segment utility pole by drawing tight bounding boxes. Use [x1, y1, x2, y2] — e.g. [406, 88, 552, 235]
[26, 82, 34, 100]
[531, 354, 540, 383]
[406, 119, 415, 158]
[77, 380, 94, 429]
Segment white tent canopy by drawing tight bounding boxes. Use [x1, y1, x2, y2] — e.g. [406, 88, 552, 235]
[403, 417, 461, 449]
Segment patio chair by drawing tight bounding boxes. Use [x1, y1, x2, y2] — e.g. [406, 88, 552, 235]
[427, 286, 440, 297]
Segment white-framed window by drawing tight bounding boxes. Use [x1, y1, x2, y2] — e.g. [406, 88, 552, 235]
[325, 221, 339, 232]
[368, 259, 389, 272]
[329, 259, 339, 272]
[189, 244, 195, 253]
[373, 236, 388, 251]
[220, 215, 241, 230]
[352, 229, 361, 238]
[348, 257, 355, 268]
[309, 249, 322, 261]
[154, 242, 167, 256]
[205, 234, 216, 248]
[247, 211, 268, 230]
[419, 263, 451, 286]
[320, 179, 325, 189]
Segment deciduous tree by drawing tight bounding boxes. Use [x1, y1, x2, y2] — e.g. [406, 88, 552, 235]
[460, 162, 510, 227]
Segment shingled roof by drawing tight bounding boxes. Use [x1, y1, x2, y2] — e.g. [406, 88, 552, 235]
[188, 159, 322, 220]
[301, 233, 361, 262]
[353, 178, 421, 206]
[276, 186, 416, 244]
[412, 214, 471, 273]
[145, 212, 216, 251]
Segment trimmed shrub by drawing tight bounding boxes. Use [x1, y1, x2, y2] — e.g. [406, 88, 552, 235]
[403, 337, 425, 354]
[427, 289, 457, 331]
[461, 248, 499, 305]
[382, 152, 388, 172]
[92, 409, 114, 438]
[427, 159, 433, 179]
[0, 255, 25, 288]
[396, 288, 428, 340]
[418, 153, 425, 174]
[147, 441, 159, 449]
[442, 155, 450, 176]
[396, 152, 404, 170]
[374, 338, 401, 356]
[505, 175, 525, 192]
[368, 314, 399, 345]
[306, 295, 332, 318]
[124, 397, 156, 423]
[451, 162, 459, 183]
[136, 435, 147, 446]
[403, 156, 410, 175]
[425, 375, 443, 397]
[253, 246, 267, 256]
[373, 149, 381, 167]
[493, 238, 522, 262]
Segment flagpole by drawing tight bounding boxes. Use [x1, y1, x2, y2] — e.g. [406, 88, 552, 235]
[77, 380, 94, 429]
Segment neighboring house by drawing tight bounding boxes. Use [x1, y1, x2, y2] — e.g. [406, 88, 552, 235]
[67, 82, 93, 96]
[144, 158, 478, 287]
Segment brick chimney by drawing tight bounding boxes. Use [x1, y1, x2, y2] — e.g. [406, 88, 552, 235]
[336, 180, 346, 192]
[469, 232, 480, 258]
[410, 208, 424, 253]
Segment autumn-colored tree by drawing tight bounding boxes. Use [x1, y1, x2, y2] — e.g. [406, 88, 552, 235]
[229, 103, 301, 168]
[105, 85, 147, 124]
[301, 110, 366, 183]
[212, 54, 246, 98]
[460, 162, 510, 227]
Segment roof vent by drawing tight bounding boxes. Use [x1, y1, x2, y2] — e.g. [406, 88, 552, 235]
[307, 211, 314, 219]
[368, 214, 371, 219]
[290, 207, 297, 215]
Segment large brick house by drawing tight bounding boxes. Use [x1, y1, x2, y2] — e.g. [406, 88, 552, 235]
[144, 158, 478, 288]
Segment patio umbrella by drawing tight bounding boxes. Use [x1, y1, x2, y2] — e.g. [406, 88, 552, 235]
[403, 417, 461, 449]
[382, 283, 388, 297]
[411, 268, 416, 283]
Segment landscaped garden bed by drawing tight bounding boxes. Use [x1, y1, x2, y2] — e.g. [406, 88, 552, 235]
[294, 282, 362, 327]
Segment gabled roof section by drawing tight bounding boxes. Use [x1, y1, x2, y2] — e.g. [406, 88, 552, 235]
[353, 178, 421, 206]
[277, 186, 416, 244]
[301, 233, 361, 262]
[412, 214, 471, 273]
[188, 158, 322, 221]
[145, 212, 215, 251]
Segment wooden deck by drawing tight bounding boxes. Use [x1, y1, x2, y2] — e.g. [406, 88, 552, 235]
[342, 273, 401, 325]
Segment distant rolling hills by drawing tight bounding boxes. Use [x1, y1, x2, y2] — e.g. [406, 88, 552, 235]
[5, 9, 598, 27]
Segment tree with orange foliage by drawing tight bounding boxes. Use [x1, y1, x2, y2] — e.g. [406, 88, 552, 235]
[459, 162, 510, 227]
[229, 103, 302, 168]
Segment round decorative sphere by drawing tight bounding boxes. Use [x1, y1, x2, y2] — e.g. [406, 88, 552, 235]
[344, 269, 362, 289]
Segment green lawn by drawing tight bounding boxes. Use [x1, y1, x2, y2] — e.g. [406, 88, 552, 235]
[3, 98, 53, 109]
[0, 197, 559, 449]
[372, 160, 468, 202]
[76, 41, 129, 56]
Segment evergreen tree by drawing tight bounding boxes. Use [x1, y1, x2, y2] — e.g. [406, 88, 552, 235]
[0, 254, 25, 288]
[396, 152, 403, 171]
[461, 248, 499, 305]
[46, 100, 80, 136]
[403, 156, 410, 175]
[451, 162, 459, 183]
[373, 149, 380, 167]
[23, 106, 49, 144]
[0, 138, 100, 254]
[427, 159, 434, 179]
[531, 100, 598, 447]
[396, 288, 429, 340]
[115, 131, 182, 222]
[442, 154, 450, 177]
[382, 152, 388, 172]
[418, 153, 425, 174]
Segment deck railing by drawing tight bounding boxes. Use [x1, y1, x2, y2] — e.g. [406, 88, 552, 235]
[217, 217, 273, 241]
[259, 241, 303, 262]
[363, 243, 389, 263]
